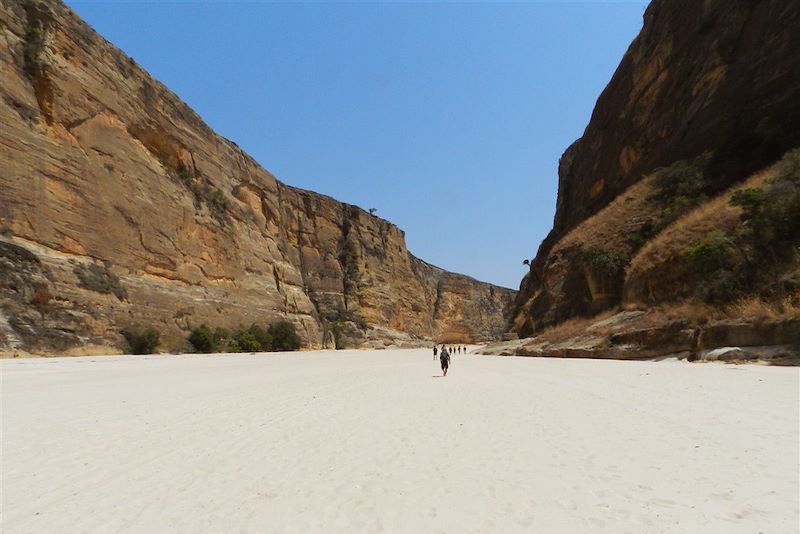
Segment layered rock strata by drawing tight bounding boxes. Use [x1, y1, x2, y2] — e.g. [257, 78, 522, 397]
[0, 0, 515, 354]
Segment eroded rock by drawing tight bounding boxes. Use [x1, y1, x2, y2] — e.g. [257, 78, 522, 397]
[0, 1, 515, 354]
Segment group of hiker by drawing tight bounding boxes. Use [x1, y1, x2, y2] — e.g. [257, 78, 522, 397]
[433, 344, 467, 376]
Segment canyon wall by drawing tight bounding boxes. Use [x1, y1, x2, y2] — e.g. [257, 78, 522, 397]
[511, 0, 800, 348]
[0, 0, 515, 354]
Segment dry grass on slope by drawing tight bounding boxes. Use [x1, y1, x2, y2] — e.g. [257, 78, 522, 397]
[523, 290, 799, 348]
[625, 167, 775, 283]
[723, 290, 800, 322]
[552, 178, 654, 256]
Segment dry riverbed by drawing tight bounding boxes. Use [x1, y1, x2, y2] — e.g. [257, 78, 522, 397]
[1, 349, 797, 533]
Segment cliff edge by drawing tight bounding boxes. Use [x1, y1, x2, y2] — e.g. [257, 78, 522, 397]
[508, 0, 799, 360]
[0, 0, 515, 354]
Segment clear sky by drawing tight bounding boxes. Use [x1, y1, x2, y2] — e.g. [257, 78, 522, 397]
[65, 0, 647, 290]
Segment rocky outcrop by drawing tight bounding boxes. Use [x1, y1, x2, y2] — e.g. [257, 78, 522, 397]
[482, 310, 799, 364]
[0, 0, 515, 355]
[512, 0, 800, 339]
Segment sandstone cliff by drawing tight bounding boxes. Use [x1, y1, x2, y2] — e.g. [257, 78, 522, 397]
[509, 0, 799, 358]
[0, 0, 515, 355]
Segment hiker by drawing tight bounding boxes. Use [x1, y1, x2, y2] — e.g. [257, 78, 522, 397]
[433, 344, 438, 360]
[440, 346, 450, 376]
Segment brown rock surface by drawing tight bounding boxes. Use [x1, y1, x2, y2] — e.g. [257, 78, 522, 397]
[481, 310, 799, 363]
[0, 1, 515, 354]
[512, 0, 800, 340]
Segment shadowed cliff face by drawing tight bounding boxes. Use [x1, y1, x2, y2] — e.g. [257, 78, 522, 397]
[512, 0, 800, 337]
[0, 0, 515, 354]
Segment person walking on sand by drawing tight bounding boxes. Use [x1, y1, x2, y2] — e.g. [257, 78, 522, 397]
[440, 346, 450, 376]
[433, 344, 438, 360]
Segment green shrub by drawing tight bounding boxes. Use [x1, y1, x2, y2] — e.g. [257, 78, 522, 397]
[221, 324, 273, 353]
[23, 23, 46, 76]
[120, 325, 160, 354]
[682, 230, 748, 302]
[74, 262, 127, 301]
[268, 320, 302, 351]
[195, 185, 229, 221]
[213, 327, 231, 345]
[232, 326, 261, 352]
[188, 324, 216, 353]
[730, 150, 800, 265]
[649, 152, 712, 229]
[188, 321, 300, 354]
[627, 221, 656, 249]
[581, 246, 627, 277]
[730, 188, 767, 218]
[247, 324, 272, 351]
[683, 230, 735, 275]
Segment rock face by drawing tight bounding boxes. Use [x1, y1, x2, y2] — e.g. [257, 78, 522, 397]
[480, 310, 799, 364]
[0, 0, 515, 354]
[512, 0, 800, 338]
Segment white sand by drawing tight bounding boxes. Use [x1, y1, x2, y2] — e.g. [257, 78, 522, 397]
[1, 349, 797, 533]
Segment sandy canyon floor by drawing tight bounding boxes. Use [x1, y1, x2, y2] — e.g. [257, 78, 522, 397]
[1, 349, 797, 533]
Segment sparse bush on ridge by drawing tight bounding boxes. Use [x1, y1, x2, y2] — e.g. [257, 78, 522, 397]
[682, 230, 743, 302]
[730, 152, 800, 260]
[177, 167, 195, 185]
[683, 230, 735, 276]
[662, 148, 800, 304]
[120, 325, 160, 354]
[649, 151, 712, 231]
[166, 163, 229, 224]
[581, 246, 627, 277]
[627, 221, 656, 249]
[23, 21, 46, 76]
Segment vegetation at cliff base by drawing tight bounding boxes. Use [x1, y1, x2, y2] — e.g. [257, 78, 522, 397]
[328, 321, 344, 349]
[120, 325, 160, 354]
[188, 320, 301, 353]
[267, 320, 303, 351]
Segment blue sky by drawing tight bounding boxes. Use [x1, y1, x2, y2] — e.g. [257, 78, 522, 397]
[65, 0, 647, 289]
